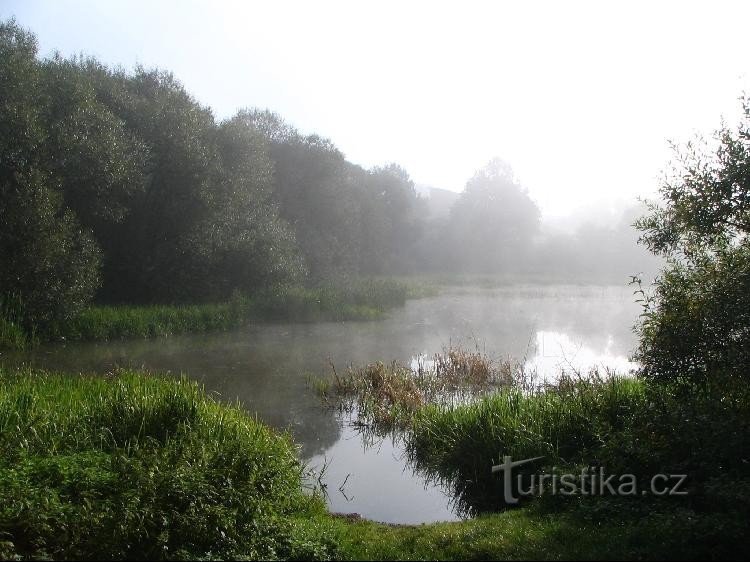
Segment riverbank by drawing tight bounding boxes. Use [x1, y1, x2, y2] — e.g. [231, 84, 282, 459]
[2, 363, 747, 560]
[304, 499, 744, 560]
[0, 366, 340, 560]
[0, 279, 438, 350]
[312, 352, 750, 560]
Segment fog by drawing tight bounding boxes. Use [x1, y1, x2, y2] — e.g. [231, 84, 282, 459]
[4, 0, 749, 221]
[4, 2, 750, 536]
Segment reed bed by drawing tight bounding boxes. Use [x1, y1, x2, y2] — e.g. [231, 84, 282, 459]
[19, 278, 434, 345]
[314, 346, 517, 431]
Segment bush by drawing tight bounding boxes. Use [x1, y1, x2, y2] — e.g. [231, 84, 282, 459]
[634, 242, 750, 384]
[0, 367, 336, 560]
[634, 95, 750, 385]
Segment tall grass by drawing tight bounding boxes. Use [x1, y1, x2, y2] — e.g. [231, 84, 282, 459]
[59, 297, 252, 341]
[405, 374, 750, 516]
[314, 345, 750, 522]
[0, 366, 338, 560]
[37, 278, 433, 345]
[0, 293, 30, 350]
[408, 377, 646, 513]
[314, 346, 516, 431]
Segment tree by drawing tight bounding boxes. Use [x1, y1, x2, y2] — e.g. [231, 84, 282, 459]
[445, 159, 540, 272]
[635, 96, 750, 384]
[637, 105, 750, 260]
[239, 110, 362, 281]
[356, 164, 425, 274]
[0, 20, 100, 330]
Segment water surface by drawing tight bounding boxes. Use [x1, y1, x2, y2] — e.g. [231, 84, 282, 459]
[1, 284, 640, 523]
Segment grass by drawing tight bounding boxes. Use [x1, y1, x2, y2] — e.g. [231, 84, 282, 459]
[249, 279, 416, 322]
[0, 315, 27, 350]
[0, 294, 30, 350]
[406, 377, 649, 514]
[300, 499, 749, 561]
[313, 346, 517, 431]
[0, 366, 339, 560]
[312, 348, 750, 559]
[1, 357, 748, 560]
[0, 278, 439, 348]
[59, 298, 251, 341]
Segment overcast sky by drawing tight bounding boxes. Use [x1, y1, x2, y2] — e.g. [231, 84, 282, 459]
[4, 0, 749, 218]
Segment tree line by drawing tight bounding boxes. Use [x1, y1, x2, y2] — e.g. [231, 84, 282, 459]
[0, 19, 652, 333]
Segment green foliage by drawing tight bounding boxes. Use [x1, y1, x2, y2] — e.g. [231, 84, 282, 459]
[47, 279, 419, 343]
[308, 354, 750, 560]
[636, 97, 750, 259]
[2, 18, 568, 336]
[596, 377, 750, 490]
[0, 20, 102, 331]
[0, 293, 29, 349]
[391, 374, 750, 522]
[635, 96, 750, 384]
[0, 367, 337, 560]
[635, 242, 750, 383]
[407, 377, 647, 514]
[59, 299, 252, 341]
[318, 501, 749, 561]
[355, 164, 426, 275]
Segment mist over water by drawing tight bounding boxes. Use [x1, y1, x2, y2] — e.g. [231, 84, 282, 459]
[2, 283, 640, 523]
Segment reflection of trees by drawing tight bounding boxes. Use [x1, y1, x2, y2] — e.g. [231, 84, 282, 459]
[3, 327, 343, 459]
[2, 285, 641, 465]
[347, 413, 509, 517]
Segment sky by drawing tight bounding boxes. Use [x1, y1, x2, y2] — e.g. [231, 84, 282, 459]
[3, 0, 749, 218]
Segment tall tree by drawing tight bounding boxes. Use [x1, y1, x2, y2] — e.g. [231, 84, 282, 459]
[238, 110, 361, 281]
[635, 96, 750, 383]
[446, 159, 540, 272]
[0, 20, 100, 329]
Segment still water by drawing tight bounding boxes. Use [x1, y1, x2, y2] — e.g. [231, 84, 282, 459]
[1, 284, 640, 523]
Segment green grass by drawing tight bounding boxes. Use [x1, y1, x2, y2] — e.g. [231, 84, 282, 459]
[297, 497, 749, 561]
[15, 278, 437, 346]
[406, 377, 648, 513]
[59, 297, 253, 341]
[0, 293, 31, 350]
[2, 363, 748, 560]
[0, 315, 28, 349]
[312, 353, 750, 559]
[0, 366, 338, 560]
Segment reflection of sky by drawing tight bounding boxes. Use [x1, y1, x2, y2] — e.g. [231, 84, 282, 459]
[307, 424, 460, 524]
[524, 330, 637, 381]
[2, 284, 643, 524]
[410, 329, 637, 381]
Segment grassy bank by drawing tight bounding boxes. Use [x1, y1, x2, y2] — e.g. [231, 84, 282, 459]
[313, 351, 750, 560]
[1, 279, 436, 348]
[0, 367, 338, 560]
[2, 361, 748, 560]
[301, 499, 747, 561]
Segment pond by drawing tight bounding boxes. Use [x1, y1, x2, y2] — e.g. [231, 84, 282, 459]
[0, 284, 640, 524]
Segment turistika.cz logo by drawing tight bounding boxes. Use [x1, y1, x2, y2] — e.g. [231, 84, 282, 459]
[491, 455, 688, 504]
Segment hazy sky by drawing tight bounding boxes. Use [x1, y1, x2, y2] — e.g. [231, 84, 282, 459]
[3, 0, 749, 217]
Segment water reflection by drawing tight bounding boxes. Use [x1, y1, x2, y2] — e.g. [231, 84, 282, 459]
[308, 424, 460, 524]
[524, 330, 638, 381]
[0, 284, 641, 523]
